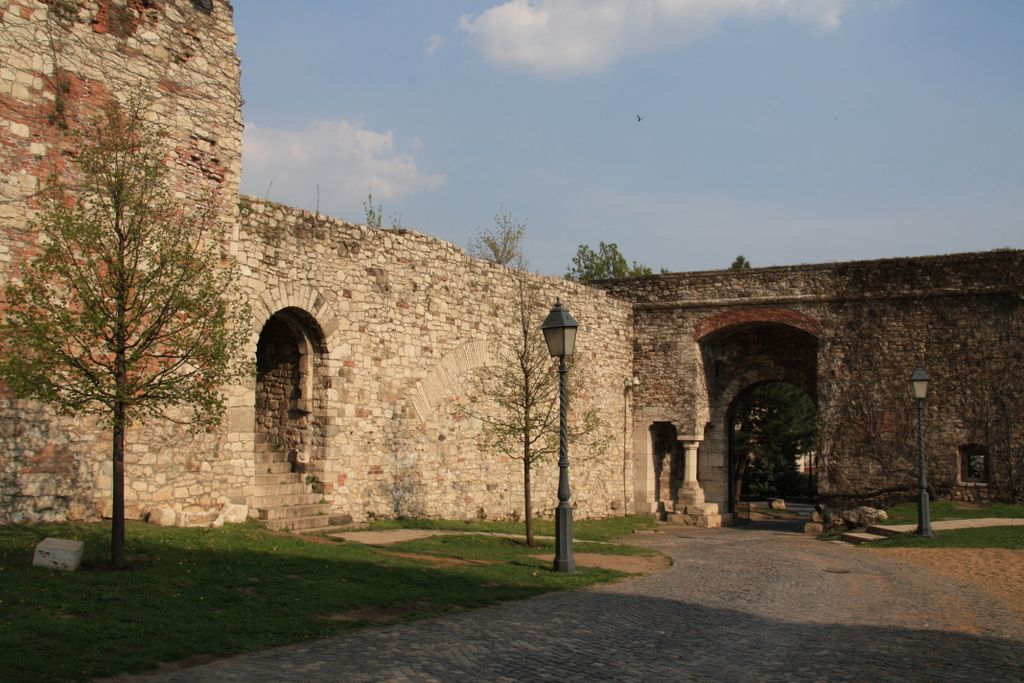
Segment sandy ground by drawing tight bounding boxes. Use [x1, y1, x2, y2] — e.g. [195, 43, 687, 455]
[865, 547, 1024, 617]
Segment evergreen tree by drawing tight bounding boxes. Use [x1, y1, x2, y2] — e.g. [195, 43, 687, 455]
[566, 241, 653, 281]
[732, 382, 817, 501]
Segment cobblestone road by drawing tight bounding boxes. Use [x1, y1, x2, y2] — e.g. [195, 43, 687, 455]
[133, 525, 1024, 682]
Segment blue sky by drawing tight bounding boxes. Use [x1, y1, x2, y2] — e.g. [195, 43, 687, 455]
[234, 1, 1023, 276]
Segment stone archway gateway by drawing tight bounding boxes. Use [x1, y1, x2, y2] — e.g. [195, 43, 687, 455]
[255, 307, 328, 474]
[699, 320, 819, 517]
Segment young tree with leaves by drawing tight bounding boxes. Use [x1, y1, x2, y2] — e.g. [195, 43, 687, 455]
[468, 205, 526, 267]
[566, 241, 653, 281]
[0, 98, 251, 568]
[466, 280, 602, 545]
[465, 209, 601, 545]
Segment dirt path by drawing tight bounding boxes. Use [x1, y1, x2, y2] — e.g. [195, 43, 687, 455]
[864, 547, 1024, 618]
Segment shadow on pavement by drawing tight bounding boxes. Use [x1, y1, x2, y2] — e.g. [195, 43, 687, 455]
[134, 586, 1024, 682]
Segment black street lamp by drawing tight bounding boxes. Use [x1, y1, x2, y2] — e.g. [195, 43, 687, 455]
[909, 367, 932, 538]
[542, 298, 579, 572]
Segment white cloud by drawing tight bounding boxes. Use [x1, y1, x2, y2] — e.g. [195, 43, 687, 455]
[459, 0, 852, 77]
[425, 33, 446, 56]
[241, 120, 446, 219]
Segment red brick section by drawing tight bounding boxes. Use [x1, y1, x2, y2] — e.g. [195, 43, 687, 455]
[693, 306, 822, 341]
[21, 443, 74, 475]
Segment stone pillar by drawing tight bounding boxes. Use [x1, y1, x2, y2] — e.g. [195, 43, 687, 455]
[676, 440, 706, 506]
[668, 440, 723, 528]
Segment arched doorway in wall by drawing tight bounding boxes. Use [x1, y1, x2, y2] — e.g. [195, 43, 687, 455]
[650, 422, 684, 517]
[255, 307, 328, 474]
[697, 317, 819, 524]
[727, 381, 818, 523]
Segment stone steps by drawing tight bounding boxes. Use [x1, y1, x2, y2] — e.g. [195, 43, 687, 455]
[248, 438, 338, 533]
[249, 492, 323, 508]
[259, 502, 332, 521]
[254, 472, 302, 486]
[255, 461, 294, 475]
[252, 481, 312, 497]
[254, 450, 288, 464]
[264, 515, 333, 532]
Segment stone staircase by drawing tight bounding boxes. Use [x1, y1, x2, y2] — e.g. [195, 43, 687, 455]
[250, 438, 335, 532]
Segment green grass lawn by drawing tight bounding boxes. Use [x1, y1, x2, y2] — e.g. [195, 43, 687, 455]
[0, 519, 650, 682]
[367, 514, 657, 542]
[855, 501, 1024, 549]
[883, 500, 1024, 525]
[870, 525, 1024, 549]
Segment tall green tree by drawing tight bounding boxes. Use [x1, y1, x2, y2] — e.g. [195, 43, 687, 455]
[731, 382, 817, 502]
[566, 241, 653, 281]
[0, 98, 251, 568]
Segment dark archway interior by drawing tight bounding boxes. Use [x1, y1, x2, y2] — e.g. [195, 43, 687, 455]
[726, 381, 819, 518]
[255, 308, 326, 470]
[650, 422, 683, 513]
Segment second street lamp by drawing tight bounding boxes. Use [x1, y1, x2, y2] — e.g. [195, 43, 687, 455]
[909, 366, 932, 538]
[541, 298, 578, 573]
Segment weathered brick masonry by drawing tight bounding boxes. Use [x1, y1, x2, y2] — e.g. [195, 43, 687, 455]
[1, 0, 244, 523]
[1, 1, 1020, 527]
[0, 2, 636, 524]
[234, 198, 634, 522]
[598, 251, 1024, 512]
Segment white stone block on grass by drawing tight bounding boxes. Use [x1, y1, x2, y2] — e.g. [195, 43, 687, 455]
[148, 505, 177, 527]
[220, 503, 248, 524]
[33, 537, 84, 572]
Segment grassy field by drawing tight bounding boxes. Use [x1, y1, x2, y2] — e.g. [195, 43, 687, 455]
[0, 519, 653, 682]
[368, 514, 657, 542]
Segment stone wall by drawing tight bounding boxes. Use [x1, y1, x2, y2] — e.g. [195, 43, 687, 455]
[234, 198, 637, 522]
[598, 250, 1024, 512]
[0, 0, 244, 522]
[0, 1, 639, 526]
[1, 1, 1019, 528]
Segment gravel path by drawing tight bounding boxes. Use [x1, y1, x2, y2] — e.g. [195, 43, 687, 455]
[129, 525, 1024, 682]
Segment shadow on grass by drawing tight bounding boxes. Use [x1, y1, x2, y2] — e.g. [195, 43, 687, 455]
[0, 521, 621, 682]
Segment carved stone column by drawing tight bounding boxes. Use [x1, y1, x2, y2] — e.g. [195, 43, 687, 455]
[668, 440, 723, 528]
[676, 440, 706, 506]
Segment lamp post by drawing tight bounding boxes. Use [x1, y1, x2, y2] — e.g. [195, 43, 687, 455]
[909, 367, 932, 538]
[542, 298, 578, 572]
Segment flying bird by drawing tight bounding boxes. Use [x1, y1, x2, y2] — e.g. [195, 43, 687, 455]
[637, 114, 643, 122]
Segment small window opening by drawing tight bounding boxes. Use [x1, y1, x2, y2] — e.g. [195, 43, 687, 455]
[959, 444, 989, 483]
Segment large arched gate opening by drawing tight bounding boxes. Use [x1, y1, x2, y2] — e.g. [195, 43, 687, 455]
[698, 317, 819, 523]
[726, 381, 818, 521]
[255, 307, 328, 474]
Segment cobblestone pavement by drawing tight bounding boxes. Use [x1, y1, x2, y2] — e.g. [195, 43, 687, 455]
[132, 525, 1024, 682]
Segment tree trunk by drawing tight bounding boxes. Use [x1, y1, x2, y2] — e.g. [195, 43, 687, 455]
[111, 399, 126, 569]
[524, 456, 533, 547]
[523, 376, 534, 547]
